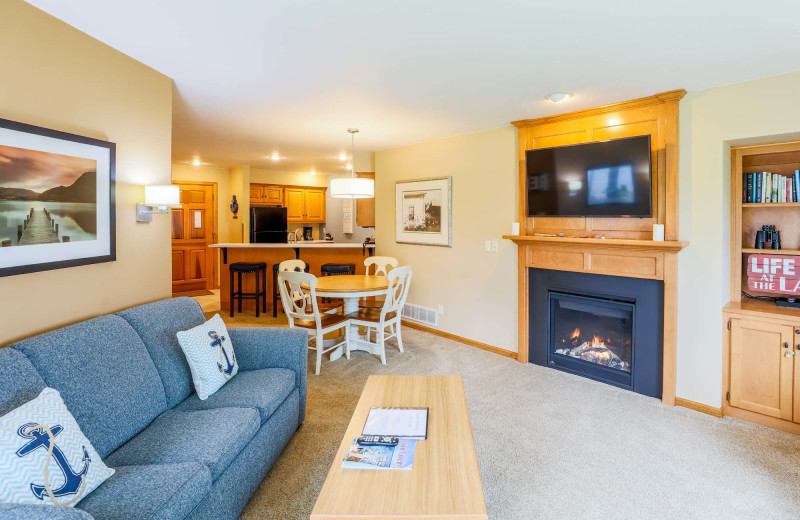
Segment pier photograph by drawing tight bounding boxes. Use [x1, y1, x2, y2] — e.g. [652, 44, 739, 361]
[0, 144, 97, 248]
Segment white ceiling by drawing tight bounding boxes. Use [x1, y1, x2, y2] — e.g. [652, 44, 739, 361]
[25, 0, 800, 174]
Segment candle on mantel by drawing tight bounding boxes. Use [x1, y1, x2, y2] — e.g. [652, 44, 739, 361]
[653, 224, 665, 241]
[511, 222, 520, 236]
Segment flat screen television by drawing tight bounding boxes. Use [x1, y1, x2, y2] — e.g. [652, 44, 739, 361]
[526, 135, 652, 217]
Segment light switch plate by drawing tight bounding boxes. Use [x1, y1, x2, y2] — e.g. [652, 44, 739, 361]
[484, 240, 491, 251]
[491, 240, 498, 252]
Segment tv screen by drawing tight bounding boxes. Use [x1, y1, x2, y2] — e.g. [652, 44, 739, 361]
[526, 135, 652, 217]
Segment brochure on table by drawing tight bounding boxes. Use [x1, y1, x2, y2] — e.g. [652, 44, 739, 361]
[361, 407, 429, 440]
[342, 438, 417, 470]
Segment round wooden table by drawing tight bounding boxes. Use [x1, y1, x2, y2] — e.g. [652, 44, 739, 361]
[313, 275, 392, 361]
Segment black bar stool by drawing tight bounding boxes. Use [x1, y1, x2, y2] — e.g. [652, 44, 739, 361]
[273, 262, 310, 317]
[320, 263, 356, 303]
[229, 262, 267, 317]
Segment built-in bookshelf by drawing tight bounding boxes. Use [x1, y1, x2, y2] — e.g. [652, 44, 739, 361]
[730, 139, 800, 305]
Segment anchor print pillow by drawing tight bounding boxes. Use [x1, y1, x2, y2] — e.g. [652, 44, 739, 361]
[176, 313, 239, 400]
[0, 387, 114, 507]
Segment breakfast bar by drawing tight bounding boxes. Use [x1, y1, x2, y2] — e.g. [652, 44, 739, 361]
[211, 242, 376, 313]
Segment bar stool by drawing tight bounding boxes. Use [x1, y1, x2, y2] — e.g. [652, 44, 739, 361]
[273, 261, 310, 317]
[320, 263, 356, 303]
[229, 262, 267, 317]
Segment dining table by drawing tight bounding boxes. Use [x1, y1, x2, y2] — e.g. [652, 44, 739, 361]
[312, 274, 393, 361]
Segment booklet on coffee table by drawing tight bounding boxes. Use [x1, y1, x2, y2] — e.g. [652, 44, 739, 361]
[361, 407, 428, 440]
[341, 438, 417, 470]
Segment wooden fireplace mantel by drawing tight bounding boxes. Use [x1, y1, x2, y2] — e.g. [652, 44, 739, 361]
[509, 90, 687, 406]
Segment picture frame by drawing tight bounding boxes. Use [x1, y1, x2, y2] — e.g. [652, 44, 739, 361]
[395, 176, 452, 247]
[0, 117, 116, 277]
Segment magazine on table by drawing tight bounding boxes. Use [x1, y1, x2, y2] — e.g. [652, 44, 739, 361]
[341, 438, 417, 470]
[361, 407, 428, 440]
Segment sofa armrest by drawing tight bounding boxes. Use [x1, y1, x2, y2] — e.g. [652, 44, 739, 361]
[0, 504, 94, 520]
[228, 327, 308, 424]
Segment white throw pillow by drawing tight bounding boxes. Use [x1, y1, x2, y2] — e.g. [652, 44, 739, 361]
[176, 313, 239, 400]
[0, 388, 114, 507]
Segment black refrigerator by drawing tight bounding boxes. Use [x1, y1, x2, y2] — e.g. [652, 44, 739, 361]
[250, 206, 288, 243]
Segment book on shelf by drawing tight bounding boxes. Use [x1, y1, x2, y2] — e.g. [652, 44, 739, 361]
[362, 407, 429, 440]
[743, 171, 800, 204]
[757, 172, 763, 203]
[341, 438, 417, 470]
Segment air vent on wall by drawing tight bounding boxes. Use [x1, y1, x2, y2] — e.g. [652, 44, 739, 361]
[401, 303, 438, 327]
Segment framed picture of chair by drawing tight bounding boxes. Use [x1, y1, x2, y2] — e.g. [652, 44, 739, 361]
[395, 176, 452, 247]
[0, 117, 116, 277]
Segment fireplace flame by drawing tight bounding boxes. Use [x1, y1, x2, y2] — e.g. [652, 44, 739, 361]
[571, 327, 580, 339]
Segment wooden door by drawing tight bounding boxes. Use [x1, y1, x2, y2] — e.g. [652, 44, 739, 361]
[286, 188, 305, 222]
[356, 172, 375, 227]
[304, 189, 326, 222]
[795, 328, 800, 423]
[249, 185, 263, 204]
[729, 319, 794, 420]
[172, 183, 217, 293]
[262, 186, 283, 205]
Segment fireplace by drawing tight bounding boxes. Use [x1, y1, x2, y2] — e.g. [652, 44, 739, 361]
[530, 268, 664, 398]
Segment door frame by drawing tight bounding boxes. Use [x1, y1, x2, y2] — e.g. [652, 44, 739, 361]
[173, 181, 219, 290]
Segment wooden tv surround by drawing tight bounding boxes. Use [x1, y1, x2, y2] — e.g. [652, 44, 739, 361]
[506, 90, 688, 406]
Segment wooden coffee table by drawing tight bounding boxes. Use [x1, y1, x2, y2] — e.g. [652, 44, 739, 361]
[310, 375, 488, 520]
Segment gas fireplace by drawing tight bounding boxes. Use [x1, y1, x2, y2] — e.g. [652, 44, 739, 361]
[530, 268, 664, 398]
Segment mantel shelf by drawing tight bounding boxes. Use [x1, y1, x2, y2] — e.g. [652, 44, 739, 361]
[502, 235, 688, 253]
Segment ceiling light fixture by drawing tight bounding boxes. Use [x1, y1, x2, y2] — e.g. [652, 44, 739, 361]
[346, 164, 352, 170]
[546, 92, 572, 104]
[192, 158, 202, 166]
[339, 152, 347, 161]
[271, 152, 280, 161]
[310, 169, 316, 176]
[331, 128, 374, 199]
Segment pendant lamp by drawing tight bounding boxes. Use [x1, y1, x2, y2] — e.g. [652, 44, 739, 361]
[331, 128, 374, 198]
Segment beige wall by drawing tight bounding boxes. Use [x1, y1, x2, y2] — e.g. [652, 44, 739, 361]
[677, 71, 800, 407]
[375, 127, 519, 352]
[0, 1, 173, 346]
[250, 169, 327, 188]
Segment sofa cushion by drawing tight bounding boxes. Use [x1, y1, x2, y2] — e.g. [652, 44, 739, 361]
[116, 297, 206, 408]
[106, 408, 260, 481]
[0, 347, 45, 417]
[174, 368, 295, 424]
[78, 463, 210, 520]
[10, 315, 167, 459]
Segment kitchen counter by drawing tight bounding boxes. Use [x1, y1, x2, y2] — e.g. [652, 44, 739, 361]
[213, 241, 377, 314]
[211, 242, 375, 249]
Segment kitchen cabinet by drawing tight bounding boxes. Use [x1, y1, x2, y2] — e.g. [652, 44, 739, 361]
[250, 184, 283, 206]
[356, 172, 375, 227]
[285, 188, 306, 222]
[724, 309, 800, 431]
[304, 189, 326, 222]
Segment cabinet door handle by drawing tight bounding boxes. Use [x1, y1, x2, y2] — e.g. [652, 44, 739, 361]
[786, 351, 796, 357]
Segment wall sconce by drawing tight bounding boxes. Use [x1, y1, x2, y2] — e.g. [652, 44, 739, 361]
[136, 185, 180, 222]
[230, 195, 239, 219]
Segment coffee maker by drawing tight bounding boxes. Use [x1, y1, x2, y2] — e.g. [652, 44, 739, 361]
[303, 226, 313, 241]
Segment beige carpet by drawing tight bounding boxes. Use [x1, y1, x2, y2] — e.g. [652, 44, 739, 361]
[198, 294, 800, 519]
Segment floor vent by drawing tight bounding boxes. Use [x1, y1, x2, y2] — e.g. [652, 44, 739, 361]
[402, 303, 438, 327]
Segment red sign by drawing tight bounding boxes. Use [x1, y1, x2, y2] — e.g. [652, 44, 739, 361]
[746, 254, 800, 295]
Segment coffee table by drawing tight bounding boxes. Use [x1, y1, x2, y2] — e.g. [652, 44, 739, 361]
[310, 375, 488, 520]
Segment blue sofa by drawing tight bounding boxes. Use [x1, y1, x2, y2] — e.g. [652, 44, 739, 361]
[0, 297, 308, 520]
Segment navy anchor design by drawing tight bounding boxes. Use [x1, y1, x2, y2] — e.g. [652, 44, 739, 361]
[16, 423, 90, 500]
[209, 331, 235, 376]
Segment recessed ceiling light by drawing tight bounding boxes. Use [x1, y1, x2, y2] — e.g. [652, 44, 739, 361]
[310, 169, 316, 175]
[192, 158, 202, 166]
[546, 92, 572, 104]
[346, 164, 352, 170]
[339, 152, 347, 161]
[271, 152, 280, 161]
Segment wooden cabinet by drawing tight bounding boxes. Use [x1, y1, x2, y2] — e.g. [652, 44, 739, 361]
[356, 172, 375, 227]
[250, 184, 283, 206]
[724, 308, 800, 432]
[285, 188, 306, 222]
[304, 189, 326, 221]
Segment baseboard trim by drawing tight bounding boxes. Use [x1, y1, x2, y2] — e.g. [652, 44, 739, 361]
[675, 397, 723, 418]
[401, 320, 517, 359]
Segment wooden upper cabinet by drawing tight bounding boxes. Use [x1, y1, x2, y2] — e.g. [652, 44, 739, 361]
[250, 184, 283, 206]
[304, 189, 326, 222]
[285, 188, 306, 222]
[729, 318, 795, 420]
[249, 185, 263, 204]
[356, 172, 375, 227]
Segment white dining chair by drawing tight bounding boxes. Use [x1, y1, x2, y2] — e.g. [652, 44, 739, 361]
[275, 259, 342, 316]
[361, 256, 399, 309]
[278, 270, 350, 375]
[347, 265, 412, 363]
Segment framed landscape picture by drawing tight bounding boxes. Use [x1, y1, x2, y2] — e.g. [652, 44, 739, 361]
[395, 176, 452, 247]
[0, 118, 115, 277]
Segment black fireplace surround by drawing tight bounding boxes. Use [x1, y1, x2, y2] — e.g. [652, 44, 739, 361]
[529, 268, 664, 398]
